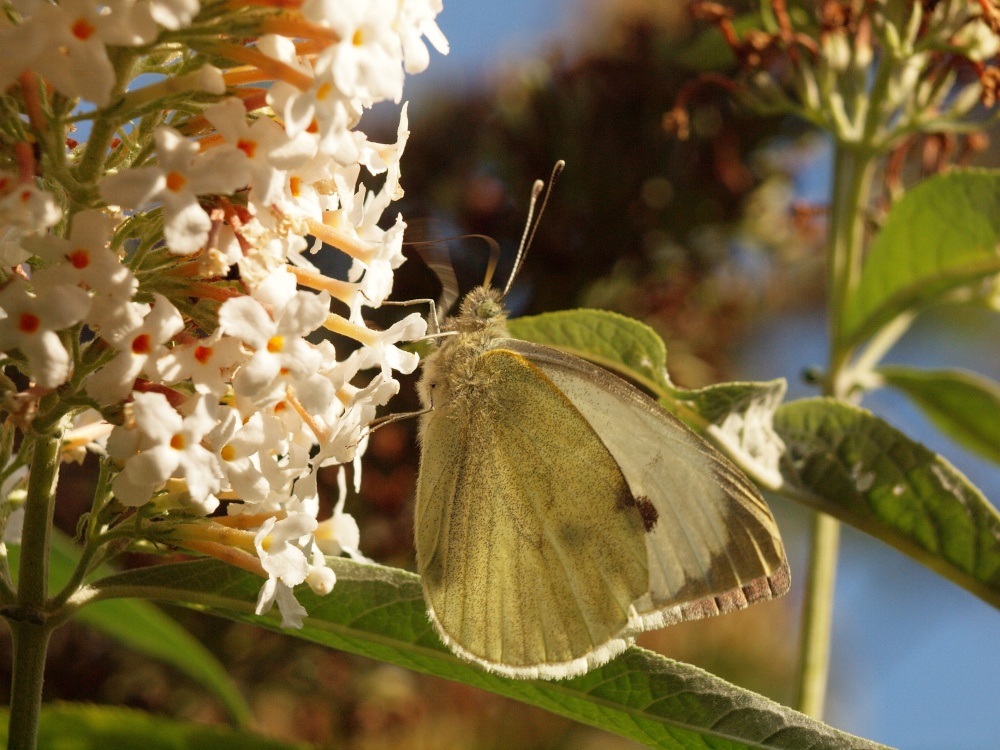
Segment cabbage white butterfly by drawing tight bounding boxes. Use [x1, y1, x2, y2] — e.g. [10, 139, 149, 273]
[414, 168, 789, 680]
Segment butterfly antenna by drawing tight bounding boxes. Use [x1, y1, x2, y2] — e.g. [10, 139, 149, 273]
[405, 235, 499, 314]
[502, 160, 565, 299]
[477, 235, 503, 291]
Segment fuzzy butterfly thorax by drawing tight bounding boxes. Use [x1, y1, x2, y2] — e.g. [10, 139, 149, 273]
[417, 286, 511, 416]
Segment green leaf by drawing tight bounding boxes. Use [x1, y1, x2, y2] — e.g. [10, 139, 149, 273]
[0, 704, 314, 750]
[508, 309, 672, 395]
[775, 398, 1000, 609]
[841, 170, 1000, 347]
[879, 366, 1000, 465]
[88, 558, 889, 750]
[673, 379, 789, 489]
[10, 532, 252, 726]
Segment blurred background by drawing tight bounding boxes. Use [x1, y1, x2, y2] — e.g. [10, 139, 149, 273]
[6, 1, 1000, 748]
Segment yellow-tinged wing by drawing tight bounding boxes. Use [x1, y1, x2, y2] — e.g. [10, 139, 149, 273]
[500, 339, 790, 630]
[415, 348, 650, 679]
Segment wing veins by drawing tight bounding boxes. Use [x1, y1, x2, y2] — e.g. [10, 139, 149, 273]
[499, 414, 604, 652]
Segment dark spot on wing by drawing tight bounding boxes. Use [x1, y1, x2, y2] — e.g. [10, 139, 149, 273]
[635, 496, 659, 532]
[614, 487, 658, 532]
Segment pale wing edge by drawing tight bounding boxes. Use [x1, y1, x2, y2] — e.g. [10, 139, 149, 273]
[425, 603, 636, 681]
[425, 560, 790, 680]
[627, 561, 791, 634]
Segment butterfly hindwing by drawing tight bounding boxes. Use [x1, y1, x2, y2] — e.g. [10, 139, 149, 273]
[415, 348, 651, 678]
[499, 339, 790, 629]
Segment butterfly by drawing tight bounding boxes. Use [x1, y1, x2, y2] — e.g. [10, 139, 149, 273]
[412, 166, 789, 679]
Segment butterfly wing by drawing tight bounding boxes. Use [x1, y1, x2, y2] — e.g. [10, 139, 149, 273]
[499, 339, 790, 631]
[416, 348, 652, 679]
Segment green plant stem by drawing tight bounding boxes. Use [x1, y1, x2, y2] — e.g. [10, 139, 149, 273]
[6, 433, 62, 750]
[14, 435, 60, 619]
[826, 147, 874, 371]
[7, 623, 52, 750]
[849, 311, 916, 384]
[796, 513, 841, 717]
[796, 144, 875, 719]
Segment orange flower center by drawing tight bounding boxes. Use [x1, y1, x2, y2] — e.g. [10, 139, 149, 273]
[18, 312, 40, 334]
[68, 248, 90, 269]
[165, 171, 187, 192]
[194, 345, 213, 364]
[71, 18, 96, 40]
[237, 138, 257, 159]
[131, 333, 152, 355]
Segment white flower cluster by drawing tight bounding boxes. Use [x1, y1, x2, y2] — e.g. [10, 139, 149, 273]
[0, 0, 446, 626]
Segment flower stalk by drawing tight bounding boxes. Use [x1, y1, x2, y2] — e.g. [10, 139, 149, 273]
[7, 433, 62, 750]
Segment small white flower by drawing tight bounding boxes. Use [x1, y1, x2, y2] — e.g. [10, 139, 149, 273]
[100, 127, 250, 254]
[953, 19, 1000, 62]
[28, 210, 137, 306]
[0, 277, 90, 388]
[262, 35, 364, 163]
[97, 0, 158, 45]
[347, 216, 406, 316]
[347, 312, 427, 376]
[311, 0, 406, 106]
[208, 407, 270, 505]
[148, 0, 200, 30]
[62, 409, 112, 464]
[397, 0, 449, 74]
[157, 327, 248, 396]
[306, 549, 336, 595]
[109, 393, 224, 510]
[20, 0, 117, 104]
[0, 174, 62, 235]
[0, 19, 46, 92]
[253, 512, 318, 627]
[100, 0, 200, 41]
[219, 271, 330, 406]
[0, 227, 32, 266]
[84, 294, 184, 405]
[204, 98, 313, 209]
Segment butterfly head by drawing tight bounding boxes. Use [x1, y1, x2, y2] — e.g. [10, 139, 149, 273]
[453, 286, 508, 333]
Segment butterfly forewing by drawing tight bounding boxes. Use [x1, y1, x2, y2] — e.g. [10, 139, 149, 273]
[499, 339, 790, 628]
[416, 348, 651, 678]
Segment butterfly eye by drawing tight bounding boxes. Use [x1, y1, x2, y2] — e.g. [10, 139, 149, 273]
[475, 299, 500, 319]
